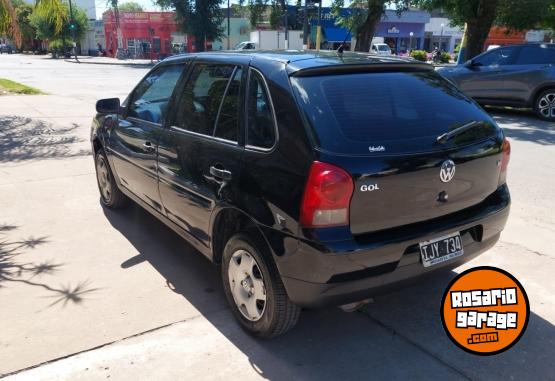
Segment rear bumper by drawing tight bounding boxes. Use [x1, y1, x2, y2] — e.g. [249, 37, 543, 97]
[276, 185, 510, 308]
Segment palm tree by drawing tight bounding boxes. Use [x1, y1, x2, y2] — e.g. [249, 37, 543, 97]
[1, 0, 64, 49]
[0, 0, 22, 47]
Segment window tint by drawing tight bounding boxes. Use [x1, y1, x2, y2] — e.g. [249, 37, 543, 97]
[128, 64, 184, 124]
[246, 70, 275, 149]
[474, 47, 517, 66]
[174, 64, 235, 136]
[291, 71, 497, 155]
[214, 67, 242, 141]
[516, 46, 555, 65]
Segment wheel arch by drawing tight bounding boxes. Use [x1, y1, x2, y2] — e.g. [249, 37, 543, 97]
[530, 83, 555, 106]
[210, 207, 273, 265]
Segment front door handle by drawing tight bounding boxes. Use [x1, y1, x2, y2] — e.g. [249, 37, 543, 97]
[142, 141, 155, 153]
[209, 166, 232, 181]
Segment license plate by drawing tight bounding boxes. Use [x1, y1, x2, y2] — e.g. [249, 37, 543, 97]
[419, 232, 464, 268]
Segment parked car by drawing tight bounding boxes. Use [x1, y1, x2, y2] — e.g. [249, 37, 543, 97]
[437, 43, 555, 120]
[92, 51, 511, 338]
[0, 43, 14, 54]
[370, 43, 392, 55]
[234, 41, 256, 50]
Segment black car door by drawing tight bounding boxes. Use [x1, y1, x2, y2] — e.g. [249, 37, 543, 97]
[158, 58, 248, 248]
[108, 63, 186, 212]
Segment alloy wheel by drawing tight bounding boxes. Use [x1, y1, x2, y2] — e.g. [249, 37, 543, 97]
[538, 92, 555, 119]
[227, 249, 267, 321]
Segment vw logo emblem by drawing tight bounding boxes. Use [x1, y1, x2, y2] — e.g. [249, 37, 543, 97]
[440, 160, 456, 183]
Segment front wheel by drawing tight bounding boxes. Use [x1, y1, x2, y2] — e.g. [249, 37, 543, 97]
[95, 149, 128, 209]
[222, 233, 301, 338]
[534, 89, 555, 121]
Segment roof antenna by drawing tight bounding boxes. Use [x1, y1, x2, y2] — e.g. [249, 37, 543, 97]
[337, 23, 354, 54]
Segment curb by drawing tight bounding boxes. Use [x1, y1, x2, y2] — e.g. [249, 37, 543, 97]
[63, 59, 155, 67]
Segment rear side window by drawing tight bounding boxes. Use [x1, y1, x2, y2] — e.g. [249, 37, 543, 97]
[246, 70, 276, 149]
[128, 64, 185, 124]
[515, 46, 555, 65]
[174, 64, 239, 139]
[291, 71, 497, 155]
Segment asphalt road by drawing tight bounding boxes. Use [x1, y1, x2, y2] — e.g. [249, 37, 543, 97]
[0, 54, 554, 380]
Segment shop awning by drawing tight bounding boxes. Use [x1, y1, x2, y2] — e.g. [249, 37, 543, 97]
[324, 27, 351, 43]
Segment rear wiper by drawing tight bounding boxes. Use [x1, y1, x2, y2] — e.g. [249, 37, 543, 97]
[436, 120, 482, 144]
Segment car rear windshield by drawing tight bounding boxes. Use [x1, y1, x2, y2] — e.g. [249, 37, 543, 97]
[290, 71, 498, 155]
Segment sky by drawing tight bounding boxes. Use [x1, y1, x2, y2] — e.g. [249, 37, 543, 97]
[95, 0, 339, 20]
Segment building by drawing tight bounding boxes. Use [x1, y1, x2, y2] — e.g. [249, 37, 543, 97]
[103, 11, 179, 58]
[310, 8, 430, 53]
[424, 17, 463, 53]
[211, 17, 251, 50]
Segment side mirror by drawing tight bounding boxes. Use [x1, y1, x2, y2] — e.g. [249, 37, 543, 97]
[464, 59, 474, 67]
[96, 98, 120, 114]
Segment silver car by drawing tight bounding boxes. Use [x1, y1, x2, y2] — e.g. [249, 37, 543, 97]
[437, 43, 555, 121]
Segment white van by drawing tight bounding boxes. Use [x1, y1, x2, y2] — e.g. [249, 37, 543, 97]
[370, 43, 392, 56]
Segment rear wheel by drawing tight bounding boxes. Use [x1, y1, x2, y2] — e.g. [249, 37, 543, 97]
[534, 89, 555, 121]
[221, 233, 300, 338]
[95, 149, 128, 209]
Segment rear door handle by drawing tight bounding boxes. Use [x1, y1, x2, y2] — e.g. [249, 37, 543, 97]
[209, 166, 232, 181]
[143, 141, 156, 152]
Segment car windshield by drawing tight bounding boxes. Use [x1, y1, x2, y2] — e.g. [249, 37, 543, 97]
[378, 45, 390, 51]
[290, 71, 498, 155]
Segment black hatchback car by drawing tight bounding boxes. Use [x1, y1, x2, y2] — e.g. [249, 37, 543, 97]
[92, 51, 511, 338]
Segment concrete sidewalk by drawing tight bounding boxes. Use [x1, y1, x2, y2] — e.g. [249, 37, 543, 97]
[64, 56, 156, 66]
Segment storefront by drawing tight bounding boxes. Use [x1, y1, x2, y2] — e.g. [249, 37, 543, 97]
[310, 9, 429, 53]
[103, 11, 182, 58]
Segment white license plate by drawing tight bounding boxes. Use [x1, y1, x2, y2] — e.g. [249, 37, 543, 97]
[419, 232, 464, 268]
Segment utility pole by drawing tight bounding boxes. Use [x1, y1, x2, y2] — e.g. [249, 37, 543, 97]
[284, 3, 289, 49]
[68, 0, 79, 62]
[227, 0, 230, 50]
[315, 0, 321, 52]
[302, 0, 308, 49]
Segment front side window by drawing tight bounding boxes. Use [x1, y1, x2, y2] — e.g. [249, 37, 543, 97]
[474, 47, 517, 66]
[174, 64, 237, 137]
[246, 70, 276, 149]
[128, 64, 185, 124]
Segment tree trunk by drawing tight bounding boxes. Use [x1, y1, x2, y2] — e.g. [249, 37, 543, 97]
[464, 0, 499, 60]
[354, 0, 385, 52]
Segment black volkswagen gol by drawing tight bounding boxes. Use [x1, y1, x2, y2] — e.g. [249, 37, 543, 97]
[91, 51, 511, 338]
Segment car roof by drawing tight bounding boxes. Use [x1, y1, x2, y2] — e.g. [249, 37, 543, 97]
[162, 50, 432, 75]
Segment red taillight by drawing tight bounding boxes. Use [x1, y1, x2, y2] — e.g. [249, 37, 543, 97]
[300, 161, 354, 228]
[499, 138, 511, 184]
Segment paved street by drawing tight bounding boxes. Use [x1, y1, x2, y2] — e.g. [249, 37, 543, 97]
[0, 54, 554, 380]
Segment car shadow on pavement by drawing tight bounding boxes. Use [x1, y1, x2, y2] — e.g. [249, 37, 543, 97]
[104, 203, 554, 380]
[488, 107, 555, 145]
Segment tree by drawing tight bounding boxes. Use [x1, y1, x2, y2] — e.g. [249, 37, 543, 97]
[11, 0, 37, 51]
[155, 0, 223, 52]
[0, 0, 22, 48]
[416, 0, 552, 60]
[331, 0, 411, 52]
[118, 1, 143, 12]
[29, 2, 87, 54]
[247, 0, 267, 28]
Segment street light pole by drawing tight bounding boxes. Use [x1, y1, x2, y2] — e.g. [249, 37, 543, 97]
[284, 3, 289, 49]
[440, 23, 444, 51]
[227, 0, 230, 50]
[409, 31, 413, 52]
[68, 0, 79, 62]
[302, 0, 308, 49]
[316, 0, 321, 52]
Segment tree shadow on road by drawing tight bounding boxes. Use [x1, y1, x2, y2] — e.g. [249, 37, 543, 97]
[0, 115, 90, 162]
[105, 203, 555, 380]
[0, 225, 99, 307]
[488, 107, 555, 145]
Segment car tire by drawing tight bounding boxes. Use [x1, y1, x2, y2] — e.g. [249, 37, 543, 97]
[534, 89, 555, 121]
[95, 149, 128, 209]
[222, 232, 301, 338]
